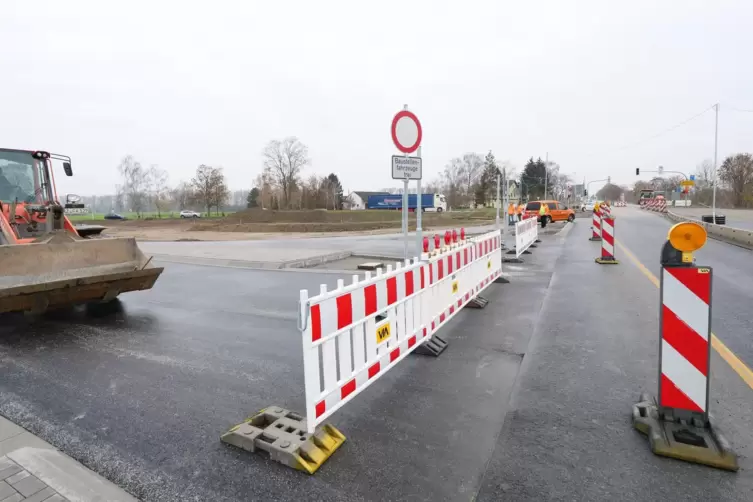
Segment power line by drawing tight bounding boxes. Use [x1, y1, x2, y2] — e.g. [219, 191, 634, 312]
[610, 105, 715, 153]
[725, 105, 753, 113]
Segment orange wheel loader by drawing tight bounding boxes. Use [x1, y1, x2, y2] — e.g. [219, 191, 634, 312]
[0, 148, 163, 314]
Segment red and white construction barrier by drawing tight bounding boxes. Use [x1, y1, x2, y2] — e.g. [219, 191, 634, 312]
[596, 216, 618, 264]
[514, 217, 538, 258]
[590, 206, 602, 241]
[659, 266, 711, 418]
[299, 229, 502, 432]
[615, 201, 626, 207]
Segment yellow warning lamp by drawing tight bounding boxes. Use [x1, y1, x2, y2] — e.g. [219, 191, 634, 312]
[662, 222, 707, 265]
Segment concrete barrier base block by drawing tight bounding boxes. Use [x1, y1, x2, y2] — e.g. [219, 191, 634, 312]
[413, 335, 448, 357]
[221, 406, 346, 474]
[465, 295, 489, 309]
[595, 258, 619, 265]
[632, 394, 738, 472]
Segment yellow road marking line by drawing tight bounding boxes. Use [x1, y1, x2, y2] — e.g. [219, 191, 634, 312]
[616, 240, 753, 390]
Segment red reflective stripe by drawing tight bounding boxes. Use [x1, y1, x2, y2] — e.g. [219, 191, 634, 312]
[438, 260, 444, 279]
[440, 313, 446, 323]
[336, 294, 352, 329]
[405, 271, 414, 296]
[387, 277, 397, 305]
[456, 252, 460, 269]
[429, 263, 434, 284]
[665, 267, 711, 304]
[315, 401, 325, 418]
[368, 362, 381, 379]
[390, 347, 400, 362]
[423, 327, 427, 337]
[341, 379, 356, 399]
[420, 267, 425, 289]
[311, 305, 322, 342]
[660, 374, 703, 412]
[464, 249, 468, 265]
[449, 305, 455, 315]
[457, 299, 462, 307]
[364, 284, 377, 316]
[662, 305, 708, 375]
[448, 256, 454, 274]
[408, 336, 416, 348]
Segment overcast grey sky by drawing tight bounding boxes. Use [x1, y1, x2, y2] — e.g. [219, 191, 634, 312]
[2, 0, 753, 197]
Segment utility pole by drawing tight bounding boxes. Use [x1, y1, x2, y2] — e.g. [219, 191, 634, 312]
[712, 103, 719, 220]
[544, 152, 549, 199]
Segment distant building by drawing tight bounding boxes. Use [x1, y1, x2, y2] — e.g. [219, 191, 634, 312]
[346, 191, 390, 210]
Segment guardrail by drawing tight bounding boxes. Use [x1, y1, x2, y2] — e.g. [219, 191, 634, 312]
[666, 210, 753, 249]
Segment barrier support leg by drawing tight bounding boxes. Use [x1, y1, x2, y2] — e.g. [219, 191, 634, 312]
[632, 393, 738, 471]
[465, 295, 489, 309]
[414, 335, 449, 357]
[221, 406, 346, 474]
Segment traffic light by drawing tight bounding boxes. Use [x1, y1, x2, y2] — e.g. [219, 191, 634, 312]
[584, 189, 588, 196]
[636, 168, 640, 175]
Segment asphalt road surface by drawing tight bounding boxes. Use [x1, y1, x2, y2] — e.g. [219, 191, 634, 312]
[0, 228, 564, 501]
[1, 215, 752, 501]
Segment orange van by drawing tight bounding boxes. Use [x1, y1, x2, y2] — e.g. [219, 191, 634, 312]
[524, 200, 576, 224]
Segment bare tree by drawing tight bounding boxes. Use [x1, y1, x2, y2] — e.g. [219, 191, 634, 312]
[117, 155, 149, 217]
[254, 168, 276, 210]
[171, 181, 195, 211]
[461, 153, 484, 204]
[191, 164, 225, 216]
[148, 165, 170, 218]
[211, 167, 231, 214]
[695, 159, 714, 189]
[443, 158, 465, 208]
[262, 137, 310, 208]
[719, 153, 753, 207]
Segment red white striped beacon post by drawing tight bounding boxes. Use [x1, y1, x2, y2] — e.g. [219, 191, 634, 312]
[590, 204, 602, 241]
[632, 221, 738, 471]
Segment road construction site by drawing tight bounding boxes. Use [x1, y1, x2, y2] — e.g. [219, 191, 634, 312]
[1, 208, 753, 501]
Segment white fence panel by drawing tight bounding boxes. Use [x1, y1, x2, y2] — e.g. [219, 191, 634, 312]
[299, 229, 502, 432]
[514, 218, 538, 258]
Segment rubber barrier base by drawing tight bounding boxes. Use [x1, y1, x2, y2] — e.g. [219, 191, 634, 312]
[505, 250, 517, 255]
[221, 406, 346, 474]
[535, 239, 542, 243]
[589, 237, 603, 241]
[632, 394, 738, 472]
[465, 295, 489, 309]
[522, 249, 532, 254]
[494, 275, 510, 284]
[413, 335, 448, 357]
[595, 258, 620, 265]
[529, 244, 538, 248]
[503, 257, 524, 264]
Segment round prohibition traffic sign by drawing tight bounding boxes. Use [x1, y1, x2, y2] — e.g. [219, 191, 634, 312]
[391, 110, 422, 154]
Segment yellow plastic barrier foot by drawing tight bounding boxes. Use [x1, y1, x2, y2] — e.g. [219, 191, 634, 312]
[632, 394, 738, 472]
[221, 406, 346, 474]
[595, 258, 620, 265]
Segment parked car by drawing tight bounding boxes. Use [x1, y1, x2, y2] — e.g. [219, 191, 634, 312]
[180, 210, 201, 218]
[104, 213, 127, 220]
[581, 201, 595, 212]
[524, 200, 576, 223]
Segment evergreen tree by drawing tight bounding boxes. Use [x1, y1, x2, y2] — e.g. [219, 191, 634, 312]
[476, 150, 501, 206]
[520, 157, 547, 200]
[246, 187, 260, 208]
[326, 173, 345, 209]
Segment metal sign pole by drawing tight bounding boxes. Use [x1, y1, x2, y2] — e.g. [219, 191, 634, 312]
[495, 173, 501, 231]
[403, 172, 409, 260]
[416, 146, 423, 258]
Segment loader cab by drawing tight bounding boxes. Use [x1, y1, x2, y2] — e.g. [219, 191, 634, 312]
[0, 148, 77, 243]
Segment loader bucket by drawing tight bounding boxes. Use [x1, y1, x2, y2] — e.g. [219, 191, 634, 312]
[0, 232, 163, 314]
